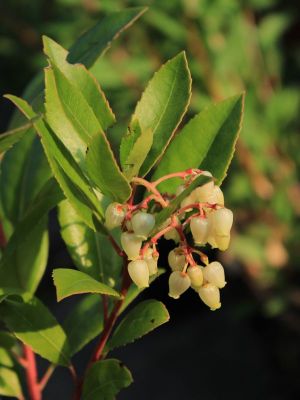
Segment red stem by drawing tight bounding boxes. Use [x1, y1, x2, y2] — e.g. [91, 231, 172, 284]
[90, 265, 130, 364]
[39, 365, 55, 391]
[131, 177, 168, 207]
[73, 261, 130, 400]
[152, 171, 188, 186]
[23, 345, 41, 400]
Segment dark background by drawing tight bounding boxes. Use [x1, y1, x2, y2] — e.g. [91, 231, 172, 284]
[0, 0, 299, 399]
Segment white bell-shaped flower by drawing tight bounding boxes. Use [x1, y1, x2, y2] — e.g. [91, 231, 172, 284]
[121, 232, 142, 260]
[192, 171, 214, 203]
[215, 234, 230, 251]
[168, 248, 186, 271]
[187, 265, 203, 288]
[198, 283, 221, 310]
[105, 202, 125, 230]
[128, 260, 149, 288]
[207, 233, 218, 249]
[164, 228, 180, 243]
[144, 249, 158, 276]
[190, 216, 209, 245]
[168, 271, 191, 299]
[202, 261, 226, 288]
[208, 186, 224, 206]
[212, 208, 233, 236]
[131, 212, 155, 239]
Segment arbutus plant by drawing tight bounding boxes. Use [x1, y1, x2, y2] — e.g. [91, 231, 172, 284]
[0, 7, 244, 400]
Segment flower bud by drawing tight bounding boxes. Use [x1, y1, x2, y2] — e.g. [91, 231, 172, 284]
[202, 261, 226, 288]
[198, 283, 221, 310]
[164, 228, 180, 243]
[128, 260, 149, 288]
[105, 202, 125, 230]
[131, 212, 155, 239]
[192, 171, 214, 203]
[190, 216, 209, 245]
[208, 186, 224, 206]
[168, 248, 186, 271]
[187, 265, 203, 288]
[215, 234, 230, 251]
[212, 208, 233, 236]
[168, 271, 191, 299]
[121, 232, 142, 260]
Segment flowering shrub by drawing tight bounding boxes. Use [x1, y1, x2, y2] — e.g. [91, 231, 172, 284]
[0, 7, 243, 399]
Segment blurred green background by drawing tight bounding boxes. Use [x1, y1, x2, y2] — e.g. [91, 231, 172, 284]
[0, 0, 299, 398]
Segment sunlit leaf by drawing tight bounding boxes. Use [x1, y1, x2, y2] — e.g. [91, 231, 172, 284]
[0, 296, 70, 366]
[131, 52, 191, 176]
[107, 300, 169, 351]
[152, 94, 245, 192]
[52, 268, 120, 301]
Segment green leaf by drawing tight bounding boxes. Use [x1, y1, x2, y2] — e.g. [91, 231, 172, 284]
[68, 7, 148, 68]
[86, 134, 132, 202]
[82, 359, 133, 400]
[0, 218, 48, 293]
[0, 366, 22, 398]
[0, 348, 23, 398]
[5, 95, 104, 229]
[0, 129, 52, 226]
[0, 348, 14, 368]
[107, 300, 169, 351]
[63, 295, 104, 356]
[152, 174, 211, 235]
[0, 332, 16, 350]
[44, 65, 131, 202]
[58, 200, 122, 285]
[0, 179, 62, 292]
[43, 36, 115, 131]
[52, 269, 120, 302]
[0, 287, 25, 301]
[131, 52, 191, 176]
[120, 119, 153, 180]
[0, 296, 70, 366]
[152, 94, 245, 192]
[0, 122, 32, 154]
[44, 65, 102, 165]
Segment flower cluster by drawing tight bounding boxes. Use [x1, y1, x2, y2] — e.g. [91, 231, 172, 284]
[104, 169, 233, 311]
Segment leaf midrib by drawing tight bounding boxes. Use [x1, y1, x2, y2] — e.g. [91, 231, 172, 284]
[150, 62, 179, 139]
[52, 70, 102, 144]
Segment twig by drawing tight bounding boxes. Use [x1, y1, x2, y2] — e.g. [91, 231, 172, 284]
[39, 364, 55, 391]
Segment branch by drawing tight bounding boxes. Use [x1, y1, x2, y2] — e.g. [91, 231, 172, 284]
[23, 345, 41, 400]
